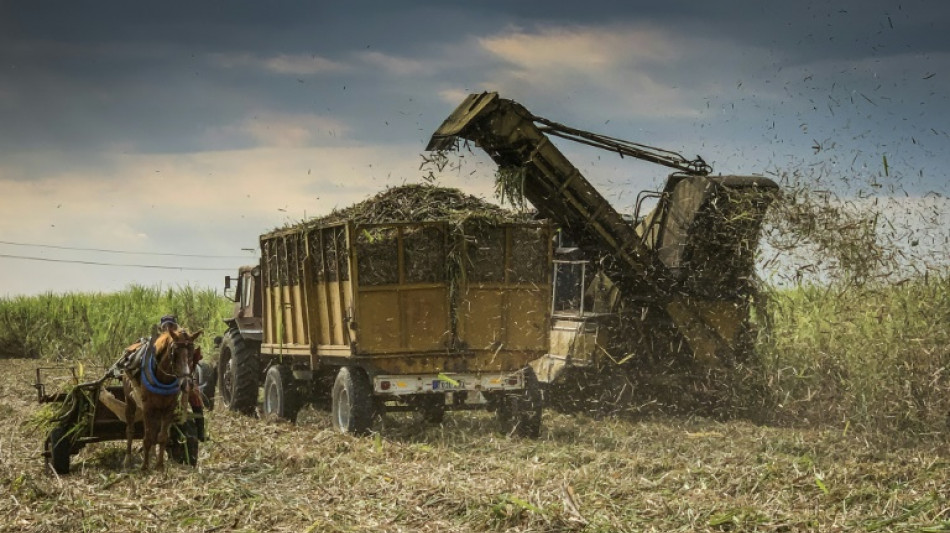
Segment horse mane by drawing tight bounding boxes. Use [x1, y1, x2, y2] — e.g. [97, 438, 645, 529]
[153, 330, 177, 356]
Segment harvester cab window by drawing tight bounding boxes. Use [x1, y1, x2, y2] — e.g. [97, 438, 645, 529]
[552, 260, 588, 316]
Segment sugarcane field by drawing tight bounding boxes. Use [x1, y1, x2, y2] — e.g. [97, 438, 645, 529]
[3, 4, 950, 532]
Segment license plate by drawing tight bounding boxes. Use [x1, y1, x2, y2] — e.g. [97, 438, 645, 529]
[433, 379, 464, 390]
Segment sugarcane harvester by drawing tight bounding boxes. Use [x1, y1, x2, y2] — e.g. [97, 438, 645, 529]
[427, 92, 778, 382]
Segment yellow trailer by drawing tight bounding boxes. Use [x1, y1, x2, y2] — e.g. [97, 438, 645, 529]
[218, 213, 552, 437]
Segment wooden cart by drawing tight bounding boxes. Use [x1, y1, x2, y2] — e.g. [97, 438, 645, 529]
[35, 366, 204, 474]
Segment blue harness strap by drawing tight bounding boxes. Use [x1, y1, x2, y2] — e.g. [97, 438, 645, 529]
[142, 339, 180, 396]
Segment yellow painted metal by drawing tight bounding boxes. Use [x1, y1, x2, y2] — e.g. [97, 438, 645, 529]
[259, 219, 551, 375]
[457, 289, 504, 349]
[355, 286, 453, 353]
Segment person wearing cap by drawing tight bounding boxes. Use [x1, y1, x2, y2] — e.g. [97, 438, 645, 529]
[159, 314, 179, 333]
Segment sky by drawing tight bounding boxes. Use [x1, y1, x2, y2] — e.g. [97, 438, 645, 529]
[1, 0, 948, 296]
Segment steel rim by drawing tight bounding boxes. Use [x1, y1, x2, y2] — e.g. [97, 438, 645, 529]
[335, 386, 350, 431]
[264, 380, 279, 415]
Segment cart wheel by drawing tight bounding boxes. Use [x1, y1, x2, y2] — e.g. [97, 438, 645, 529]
[331, 367, 375, 435]
[167, 421, 199, 466]
[46, 425, 71, 475]
[262, 364, 302, 423]
[495, 367, 543, 439]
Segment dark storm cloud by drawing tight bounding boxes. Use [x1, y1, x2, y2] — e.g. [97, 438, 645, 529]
[1, 0, 947, 176]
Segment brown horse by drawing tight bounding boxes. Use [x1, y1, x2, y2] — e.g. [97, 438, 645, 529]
[123, 328, 202, 471]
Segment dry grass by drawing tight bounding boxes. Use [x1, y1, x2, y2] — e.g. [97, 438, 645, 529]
[3, 358, 950, 532]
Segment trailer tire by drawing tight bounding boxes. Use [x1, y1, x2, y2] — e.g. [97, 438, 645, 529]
[495, 367, 542, 439]
[46, 424, 71, 475]
[195, 361, 216, 411]
[263, 364, 302, 423]
[331, 367, 374, 435]
[218, 330, 260, 414]
[416, 394, 446, 425]
[167, 421, 199, 466]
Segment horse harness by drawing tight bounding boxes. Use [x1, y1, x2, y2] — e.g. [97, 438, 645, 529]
[118, 335, 192, 397]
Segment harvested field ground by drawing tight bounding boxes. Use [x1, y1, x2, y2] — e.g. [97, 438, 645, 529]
[2, 359, 949, 532]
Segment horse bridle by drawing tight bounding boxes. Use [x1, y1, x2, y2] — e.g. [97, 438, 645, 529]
[155, 338, 195, 382]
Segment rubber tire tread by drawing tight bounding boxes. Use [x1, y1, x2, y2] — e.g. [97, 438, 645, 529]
[331, 367, 374, 435]
[47, 424, 71, 475]
[417, 395, 446, 425]
[263, 364, 302, 423]
[196, 361, 216, 411]
[495, 367, 543, 439]
[219, 330, 260, 414]
[167, 421, 199, 466]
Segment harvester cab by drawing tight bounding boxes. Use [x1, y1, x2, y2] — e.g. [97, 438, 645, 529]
[428, 92, 779, 382]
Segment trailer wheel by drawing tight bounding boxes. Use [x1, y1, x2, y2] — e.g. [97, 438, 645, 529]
[416, 394, 446, 425]
[495, 367, 543, 439]
[331, 367, 374, 435]
[167, 421, 199, 466]
[195, 361, 216, 411]
[218, 330, 260, 414]
[262, 364, 302, 423]
[45, 424, 71, 475]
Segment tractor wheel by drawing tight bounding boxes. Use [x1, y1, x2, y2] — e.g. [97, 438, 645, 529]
[195, 361, 216, 410]
[495, 367, 543, 439]
[45, 424, 71, 475]
[331, 367, 375, 435]
[218, 330, 260, 414]
[167, 420, 199, 466]
[262, 364, 302, 423]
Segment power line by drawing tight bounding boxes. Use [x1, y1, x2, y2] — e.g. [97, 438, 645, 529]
[0, 240, 253, 259]
[0, 253, 235, 271]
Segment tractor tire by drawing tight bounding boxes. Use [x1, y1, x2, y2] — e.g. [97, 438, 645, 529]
[262, 364, 302, 423]
[331, 367, 375, 435]
[167, 420, 199, 466]
[495, 367, 543, 439]
[195, 361, 216, 411]
[218, 329, 260, 414]
[45, 424, 71, 475]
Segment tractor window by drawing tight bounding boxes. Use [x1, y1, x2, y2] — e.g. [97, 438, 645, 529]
[241, 272, 254, 309]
